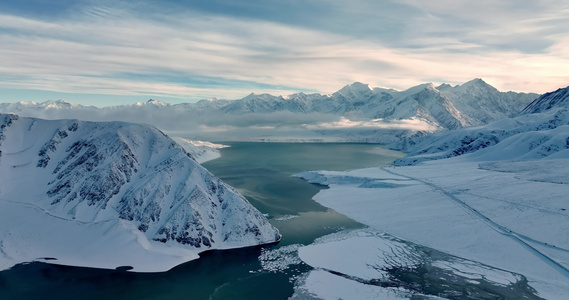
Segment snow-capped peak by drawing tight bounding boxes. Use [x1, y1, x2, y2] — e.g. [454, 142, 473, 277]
[397, 83, 437, 98]
[436, 83, 453, 91]
[37, 100, 78, 109]
[334, 82, 373, 101]
[456, 78, 499, 94]
[146, 99, 170, 106]
[241, 93, 281, 101]
[464, 78, 486, 85]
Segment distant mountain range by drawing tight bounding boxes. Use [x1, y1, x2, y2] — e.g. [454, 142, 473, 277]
[395, 85, 569, 165]
[217, 78, 537, 129]
[0, 79, 538, 141]
[0, 114, 280, 271]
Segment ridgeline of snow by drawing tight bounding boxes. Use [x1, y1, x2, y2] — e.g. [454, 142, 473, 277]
[521, 85, 569, 114]
[0, 114, 280, 272]
[0, 79, 538, 142]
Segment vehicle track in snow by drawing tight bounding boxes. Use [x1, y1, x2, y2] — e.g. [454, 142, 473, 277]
[380, 166, 569, 279]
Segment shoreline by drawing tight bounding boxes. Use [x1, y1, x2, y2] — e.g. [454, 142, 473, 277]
[295, 158, 569, 299]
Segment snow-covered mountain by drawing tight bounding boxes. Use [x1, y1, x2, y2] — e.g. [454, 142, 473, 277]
[0, 114, 280, 272]
[520, 85, 569, 114]
[393, 85, 569, 165]
[0, 79, 538, 141]
[215, 79, 536, 130]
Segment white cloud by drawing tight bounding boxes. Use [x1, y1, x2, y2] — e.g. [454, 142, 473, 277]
[304, 117, 437, 132]
[0, 1, 568, 105]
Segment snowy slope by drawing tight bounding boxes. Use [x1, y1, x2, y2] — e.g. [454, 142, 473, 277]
[0, 114, 280, 272]
[521, 85, 569, 114]
[393, 85, 569, 165]
[296, 158, 569, 299]
[393, 109, 569, 165]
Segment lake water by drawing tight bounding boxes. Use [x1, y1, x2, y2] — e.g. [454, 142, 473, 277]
[0, 143, 405, 300]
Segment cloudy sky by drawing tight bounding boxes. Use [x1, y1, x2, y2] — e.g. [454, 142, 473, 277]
[1, 0, 568, 106]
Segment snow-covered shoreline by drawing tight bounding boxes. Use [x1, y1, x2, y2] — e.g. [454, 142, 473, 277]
[295, 157, 569, 299]
[171, 137, 229, 164]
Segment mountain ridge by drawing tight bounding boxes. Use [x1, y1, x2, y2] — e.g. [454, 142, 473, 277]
[0, 113, 280, 271]
[520, 86, 569, 115]
[0, 79, 540, 142]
